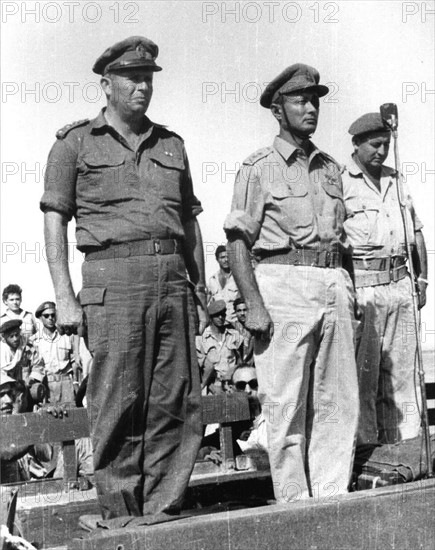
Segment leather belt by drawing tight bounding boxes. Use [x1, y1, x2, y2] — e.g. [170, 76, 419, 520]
[258, 249, 342, 268]
[355, 265, 408, 288]
[353, 256, 407, 271]
[46, 372, 72, 382]
[84, 239, 183, 261]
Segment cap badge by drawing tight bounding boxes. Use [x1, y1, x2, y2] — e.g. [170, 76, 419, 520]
[136, 44, 152, 59]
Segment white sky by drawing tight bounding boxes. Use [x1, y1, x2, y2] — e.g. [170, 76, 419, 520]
[1, 0, 434, 348]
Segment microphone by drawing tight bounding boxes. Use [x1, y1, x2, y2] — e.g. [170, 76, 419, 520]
[380, 103, 398, 131]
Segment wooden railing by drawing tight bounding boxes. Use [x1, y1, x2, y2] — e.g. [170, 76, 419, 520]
[0, 393, 256, 487]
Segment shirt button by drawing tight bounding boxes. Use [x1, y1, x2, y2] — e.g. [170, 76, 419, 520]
[390, 231, 393, 235]
[386, 214, 390, 217]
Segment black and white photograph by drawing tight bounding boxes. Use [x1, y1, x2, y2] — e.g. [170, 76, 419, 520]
[1, 1, 434, 549]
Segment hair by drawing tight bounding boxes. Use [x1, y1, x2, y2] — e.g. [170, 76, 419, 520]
[2, 284, 22, 302]
[233, 297, 245, 310]
[231, 363, 256, 383]
[215, 245, 226, 259]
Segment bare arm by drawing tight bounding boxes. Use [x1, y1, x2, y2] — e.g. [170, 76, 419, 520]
[44, 210, 83, 333]
[227, 235, 273, 338]
[183, 217, 208, 335]
[414, 230, 428, 309]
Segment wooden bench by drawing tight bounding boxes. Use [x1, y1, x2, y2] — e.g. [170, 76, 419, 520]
[0, 393, 262, 489]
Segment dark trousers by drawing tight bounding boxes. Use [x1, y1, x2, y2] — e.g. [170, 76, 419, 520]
[81, 253, 202, 519]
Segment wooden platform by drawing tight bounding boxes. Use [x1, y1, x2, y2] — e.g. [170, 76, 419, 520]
[68, 478, 435, 550]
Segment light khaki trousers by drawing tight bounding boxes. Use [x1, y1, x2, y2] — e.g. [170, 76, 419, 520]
[255, 265, 359, 503]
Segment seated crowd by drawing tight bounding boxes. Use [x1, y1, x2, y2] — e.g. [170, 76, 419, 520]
[0, 245, 262, 484]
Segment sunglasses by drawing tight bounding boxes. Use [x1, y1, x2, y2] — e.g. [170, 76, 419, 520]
[235, 379, 258, 391]
[42, 313, 56, 319]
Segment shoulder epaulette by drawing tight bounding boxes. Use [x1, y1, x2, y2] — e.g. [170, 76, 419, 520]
[56, 119, 89, 139]
[154, 123, 184, 142]
[243, 147, 273, 166]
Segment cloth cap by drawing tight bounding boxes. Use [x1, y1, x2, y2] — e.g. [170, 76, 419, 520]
[35, 301, 56, 318]
[93, 36, 162, 75]
[260, 63, 329, 108]
[0, 319, 22, 334]
[208, 300, 227, 316]
[348, 113, 390, 136]
[0, 371, 17, 388]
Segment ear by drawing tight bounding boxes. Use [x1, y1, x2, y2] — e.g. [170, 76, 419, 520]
[270, 103, 283, 124]
[100, 75, 112, 98]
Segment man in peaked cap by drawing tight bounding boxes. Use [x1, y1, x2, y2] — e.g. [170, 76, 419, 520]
[41, 37, 207, 520]
[224, 63, 359, 503]
[342, 112, 428, 446]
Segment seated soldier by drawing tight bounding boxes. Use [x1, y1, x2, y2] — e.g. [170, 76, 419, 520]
[231, 364, 267, 462]
[0, 319, 32, 383]
[1, 284, 37, 344]
[0, 372, 52, 484]
[196, 300, 243, 394]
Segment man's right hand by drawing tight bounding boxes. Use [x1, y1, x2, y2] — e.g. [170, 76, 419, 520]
[245, 303, 274, 340]
[56, 298, 84, 336]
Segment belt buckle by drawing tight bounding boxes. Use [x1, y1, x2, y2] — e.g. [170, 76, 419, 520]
[154, 240, 161, 254]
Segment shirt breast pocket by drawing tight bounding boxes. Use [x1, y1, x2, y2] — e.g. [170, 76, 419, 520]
[345, 197, 379, 244]
[148, 151, 185, 202]
[80, 152, 131, 200]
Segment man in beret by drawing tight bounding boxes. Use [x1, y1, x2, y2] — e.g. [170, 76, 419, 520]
[41, 36, 206, 519]
[224, 63, 359, 503]
[342, 113, 428, 446]
[197, 299, 243, 394]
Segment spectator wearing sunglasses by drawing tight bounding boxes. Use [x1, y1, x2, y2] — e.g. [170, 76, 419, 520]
[31, 301, 78, 404]
[231, 364, 268, 461]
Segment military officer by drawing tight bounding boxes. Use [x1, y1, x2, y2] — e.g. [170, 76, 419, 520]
[342, 113, 428, 445]
[224, 64, 359, 503]
[41, 36, 207, 520]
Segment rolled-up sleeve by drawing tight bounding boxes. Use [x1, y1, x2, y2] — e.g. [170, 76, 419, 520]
[224, 165, 264, 247]
[40, 140, 78, 220]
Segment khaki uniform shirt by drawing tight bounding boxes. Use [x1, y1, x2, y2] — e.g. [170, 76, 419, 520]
[342, 156, 422, 259]
[224, 136, 350, 254]
[32, 330, 73, 375]
[41, 110, 202, 251]
[196, 326, 243, 381]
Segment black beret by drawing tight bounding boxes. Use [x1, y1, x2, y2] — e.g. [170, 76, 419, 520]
[35, 301, 56, 318]
[260, 63, 329, 109]
[208, 300, 227, 316]
[93, 36, 162, 75]
[348, 113, 390, 136]
[0, 319, 22, 334]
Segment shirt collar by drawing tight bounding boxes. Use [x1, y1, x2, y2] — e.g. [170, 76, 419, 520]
[90, 109, 154, 137]
[347, 154, 397, 179]
[273, 136, 321, 163]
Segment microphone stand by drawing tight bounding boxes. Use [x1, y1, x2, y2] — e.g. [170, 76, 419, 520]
[384, 109, 433, 478]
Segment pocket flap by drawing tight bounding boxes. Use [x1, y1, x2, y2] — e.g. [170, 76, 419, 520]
[148, 150, 185, 170]
[271, 182, 307, 198]
[79, 287, 106, 306]
[83, 152, 125, 167]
